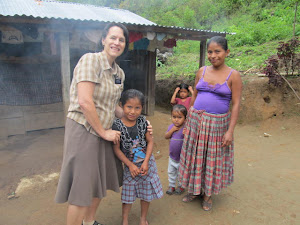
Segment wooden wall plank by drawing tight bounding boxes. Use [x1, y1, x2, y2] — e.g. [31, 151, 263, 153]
[146, 51, 156, 115]
[59, 32, 71, 120]
[199, 40, 207, 68]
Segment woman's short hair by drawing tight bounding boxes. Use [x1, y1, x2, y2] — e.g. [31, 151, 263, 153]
[99, 22, 129, 55]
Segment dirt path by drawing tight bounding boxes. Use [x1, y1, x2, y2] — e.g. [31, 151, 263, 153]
[0, 109, 299, 225]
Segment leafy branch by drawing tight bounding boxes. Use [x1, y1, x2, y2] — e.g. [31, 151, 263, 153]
[263, 38, 300, 102]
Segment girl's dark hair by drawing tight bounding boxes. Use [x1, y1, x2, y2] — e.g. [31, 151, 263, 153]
[207, 36, 228, 51]
[177, 83, 189, 91]
[99, 22, 129, 55]
[121, 89, 145, 107]
[172, 104, 187, 118]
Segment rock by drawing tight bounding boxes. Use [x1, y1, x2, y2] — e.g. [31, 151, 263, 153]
[264, 132, 272, 137]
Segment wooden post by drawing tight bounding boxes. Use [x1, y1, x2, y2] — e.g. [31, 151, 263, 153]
[59, 32, 71, 120]
[146, 51, 156, 115]
[199, 40, 206, 68]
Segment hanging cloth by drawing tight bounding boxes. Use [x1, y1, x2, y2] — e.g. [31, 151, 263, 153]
[134, 38, 149, 50]
[164, 39, 177, 48]
[129, 31, 143, 43]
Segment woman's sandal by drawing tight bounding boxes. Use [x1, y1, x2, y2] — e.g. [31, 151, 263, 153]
[182, 193, 198, 203]
[202, 196, 212, 211]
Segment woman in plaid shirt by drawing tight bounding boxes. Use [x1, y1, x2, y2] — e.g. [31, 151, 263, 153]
[56, 23, 130, 225]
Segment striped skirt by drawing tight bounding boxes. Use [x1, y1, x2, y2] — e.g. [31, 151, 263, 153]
[178, 107, 234, 196]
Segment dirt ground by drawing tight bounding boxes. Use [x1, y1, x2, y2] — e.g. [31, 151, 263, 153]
[0, 106, 300, 225]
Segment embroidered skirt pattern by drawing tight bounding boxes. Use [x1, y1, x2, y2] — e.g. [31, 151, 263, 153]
[178, 107, 234, 196]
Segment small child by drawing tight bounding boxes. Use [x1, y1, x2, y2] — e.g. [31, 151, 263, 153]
[165, 104, 187, 195]
[170, 83, 194, 110]
[112, 89, 163, 225]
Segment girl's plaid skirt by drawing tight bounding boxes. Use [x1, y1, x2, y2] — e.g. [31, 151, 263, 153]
[121, 155, 163, 204]
[178, 107, 234, 196]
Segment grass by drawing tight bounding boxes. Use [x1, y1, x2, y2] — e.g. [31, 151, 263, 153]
[156, 39, 292, 79]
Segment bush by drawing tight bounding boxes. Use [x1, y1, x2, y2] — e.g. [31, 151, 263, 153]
[263, 38, 300, 86]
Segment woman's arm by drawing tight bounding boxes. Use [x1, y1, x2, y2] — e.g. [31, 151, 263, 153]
[140, 131, 154, 176]
[222, 70, 243, 147]
[78, 81, 120, 144]
[115, 104, 124, 119]
[113, 142, 140, 177]
[170, 87, 180, 104]
[189, 68, 203, 107]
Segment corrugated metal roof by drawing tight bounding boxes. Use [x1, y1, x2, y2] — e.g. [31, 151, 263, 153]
[0, 0, 232, 37]
[0, 0, 156, 25]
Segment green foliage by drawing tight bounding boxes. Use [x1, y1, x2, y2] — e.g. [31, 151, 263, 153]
[156, 53, 199, 79]
[173, 40, 200, 54]
[212, 1, 298, 47]
[58, 0, 298, 45]
[157, 40, 283, 78]
[57, 0, 299, 77]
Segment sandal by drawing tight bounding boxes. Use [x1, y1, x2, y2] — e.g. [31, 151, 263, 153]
[202, 196, 212, 211]
[174, 187, 185, 195]
[166, 186, 175, 195]
[182, 193, 199, 203]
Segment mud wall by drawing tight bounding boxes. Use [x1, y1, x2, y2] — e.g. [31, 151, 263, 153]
[155, 76, 300, 123]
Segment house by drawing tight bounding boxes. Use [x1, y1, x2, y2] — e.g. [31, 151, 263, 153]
[0, 0, 229, 139]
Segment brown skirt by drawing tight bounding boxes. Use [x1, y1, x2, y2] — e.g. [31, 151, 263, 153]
[55, 118, 123, 206]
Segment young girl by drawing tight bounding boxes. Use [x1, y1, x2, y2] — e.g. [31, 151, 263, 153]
[165, 104, 187, 195]
[178, 36, 242, 211]
[170, 83, 194, 110]
[112, 89, 163, 225]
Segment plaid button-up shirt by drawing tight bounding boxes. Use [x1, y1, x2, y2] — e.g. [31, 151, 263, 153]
[68, 51, 125, 136]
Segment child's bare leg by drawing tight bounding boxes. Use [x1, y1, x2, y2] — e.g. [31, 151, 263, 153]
[139, 200, 150, 225]
[122, 203, 132, 225]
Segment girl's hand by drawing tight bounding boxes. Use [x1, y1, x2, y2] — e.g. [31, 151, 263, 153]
[129, 164, 140, 178]
[174, 87, 180, 93]
[140, 161, 149, 176]
[171, 126, 180, 132]
[222, 131, 233, 147]
[102, 129, 121, 144]
[188, 86, 193, 92]
[146, 120, 153, 135]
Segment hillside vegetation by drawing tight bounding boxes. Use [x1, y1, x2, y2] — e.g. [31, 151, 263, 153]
[59, 0, 299, 77]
